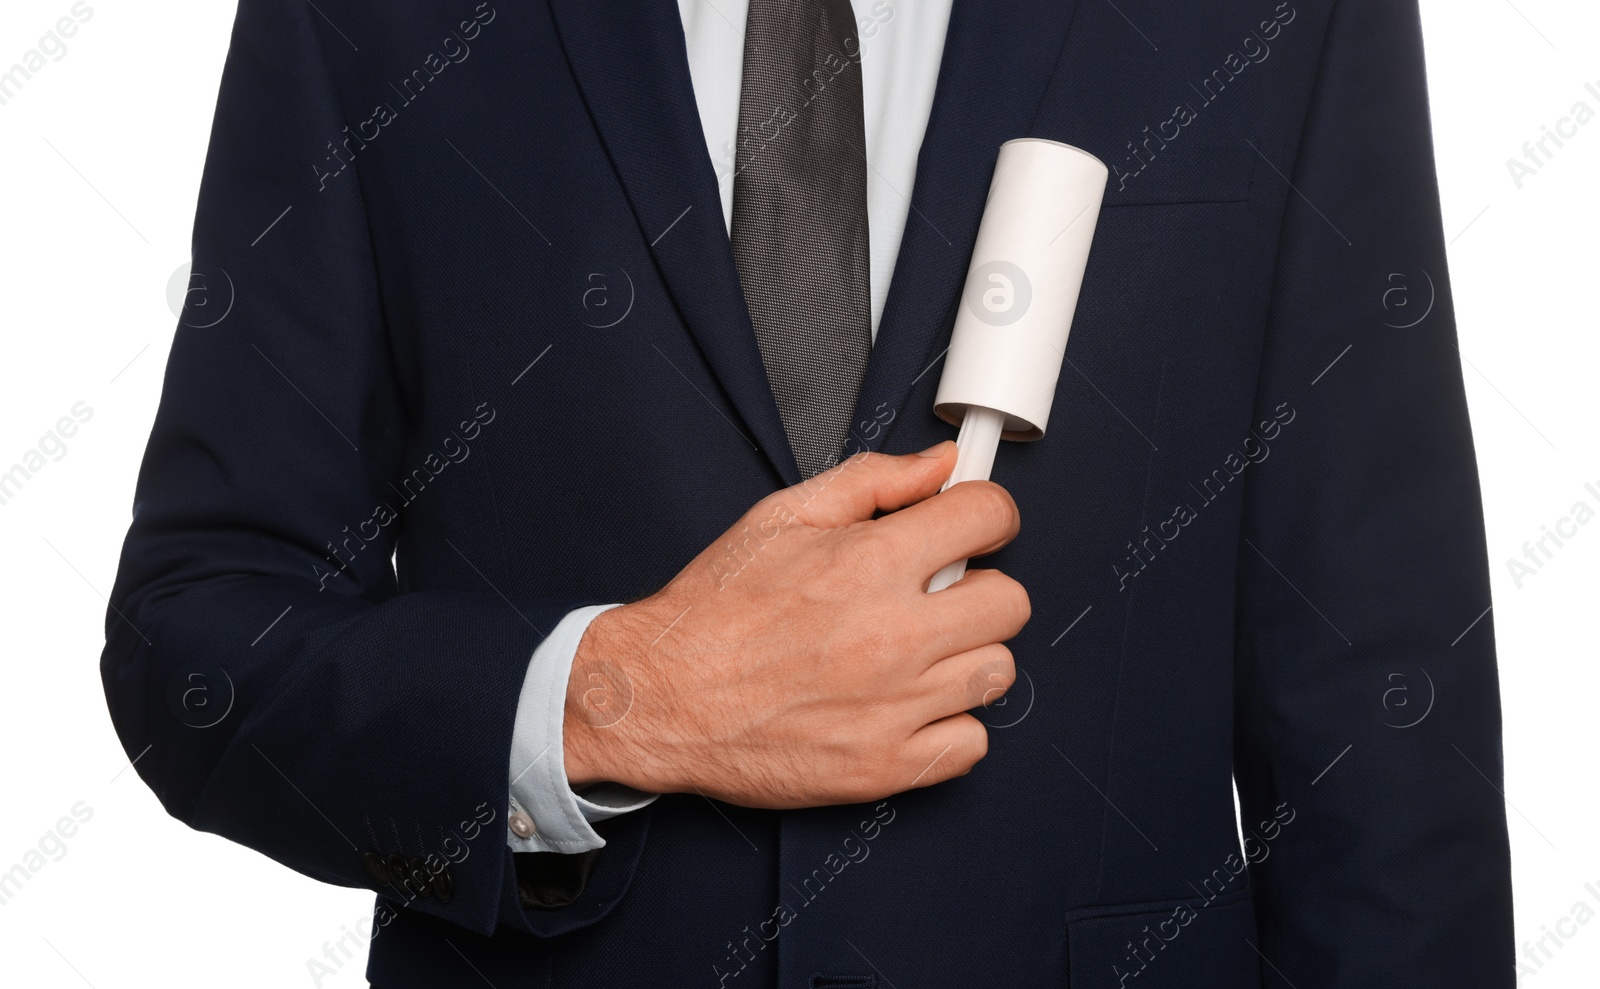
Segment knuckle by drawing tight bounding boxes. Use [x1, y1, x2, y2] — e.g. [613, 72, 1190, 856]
[751, 490, 804, 529]
[842, 748, 896, 801]
[856, 526, 899, 564]
[970, 571, 1030, 632]
[869, 741, 905, 783]
[990, 572, 1031, 629]
[965, 482, 1020, 537]
[1007, 576, 1032, 626]
[984, 644, 1017, 683]
[963, 647, 1015, 709]
[956, 715, 990, 770]
[839, 450, 888, 482]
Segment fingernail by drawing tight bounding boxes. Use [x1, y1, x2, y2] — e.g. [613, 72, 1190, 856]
[917, 441, 951, 457]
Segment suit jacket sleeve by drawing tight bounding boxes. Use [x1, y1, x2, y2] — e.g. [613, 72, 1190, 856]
[1230, 0, 1515, 983]
[98, 0, 643, 939]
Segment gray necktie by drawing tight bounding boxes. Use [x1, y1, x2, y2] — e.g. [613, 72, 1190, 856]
[730, 0, 872, 478]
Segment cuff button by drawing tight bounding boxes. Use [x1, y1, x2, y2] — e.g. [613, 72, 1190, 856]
[406, 857, 433, 898]
[386, 853, 410, 891]
[361, 851, 390, 885]
[432, 864, 455, 903]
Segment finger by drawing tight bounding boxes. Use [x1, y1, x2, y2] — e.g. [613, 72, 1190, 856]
[915, 643, 1015, 722]
[871, 479, 1021, 579]
[886, 569, 1031, 666]
[900, 713, 988, 789]
[776, 444, 956, 529]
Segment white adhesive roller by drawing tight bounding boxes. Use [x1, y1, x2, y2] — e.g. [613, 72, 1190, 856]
[927, 139, 1109, 592]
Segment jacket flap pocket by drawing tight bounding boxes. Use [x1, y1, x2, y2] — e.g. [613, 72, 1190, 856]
[1067, 890, 1259, 987]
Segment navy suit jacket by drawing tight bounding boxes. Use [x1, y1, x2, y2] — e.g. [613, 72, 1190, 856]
[102, 0, 1515, 985]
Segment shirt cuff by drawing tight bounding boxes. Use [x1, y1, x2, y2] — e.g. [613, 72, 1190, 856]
[506, 603, 658, 854]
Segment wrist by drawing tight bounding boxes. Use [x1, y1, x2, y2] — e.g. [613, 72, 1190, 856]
[563, 602, 661, 792]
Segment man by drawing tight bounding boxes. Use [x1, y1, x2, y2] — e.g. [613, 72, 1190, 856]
[102, 0, 1515, 985]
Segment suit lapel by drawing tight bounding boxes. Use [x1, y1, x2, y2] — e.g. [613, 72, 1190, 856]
[849, 0, 1086, 451]
[547, 0, 802, 484]
[548, 0, 1084, 479]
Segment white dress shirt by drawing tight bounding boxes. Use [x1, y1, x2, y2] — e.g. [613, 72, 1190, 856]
[506, 0, 953, 854]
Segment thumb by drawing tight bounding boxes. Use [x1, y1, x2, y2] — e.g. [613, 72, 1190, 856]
[779, 443, 956, 528]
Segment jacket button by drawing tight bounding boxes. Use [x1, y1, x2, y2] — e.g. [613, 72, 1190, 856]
[407, 857, 434, 897]
[362, 851, 390, 885]
[386, 853, 410, 892]
[432, 863, 456, 903]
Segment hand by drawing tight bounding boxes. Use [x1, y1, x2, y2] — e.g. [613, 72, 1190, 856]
[562, 442, 1030, 809]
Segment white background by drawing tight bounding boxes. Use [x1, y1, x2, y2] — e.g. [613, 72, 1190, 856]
[0, 1, 1594, 985]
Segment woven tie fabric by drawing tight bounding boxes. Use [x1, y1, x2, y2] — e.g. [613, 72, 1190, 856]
[730, 0, 873, 478]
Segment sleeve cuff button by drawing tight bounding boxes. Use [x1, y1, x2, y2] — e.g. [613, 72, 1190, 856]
[509, 812, 537, 839]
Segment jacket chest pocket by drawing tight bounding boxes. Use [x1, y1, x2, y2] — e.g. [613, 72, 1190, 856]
[1100, 144, 1257, 207]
